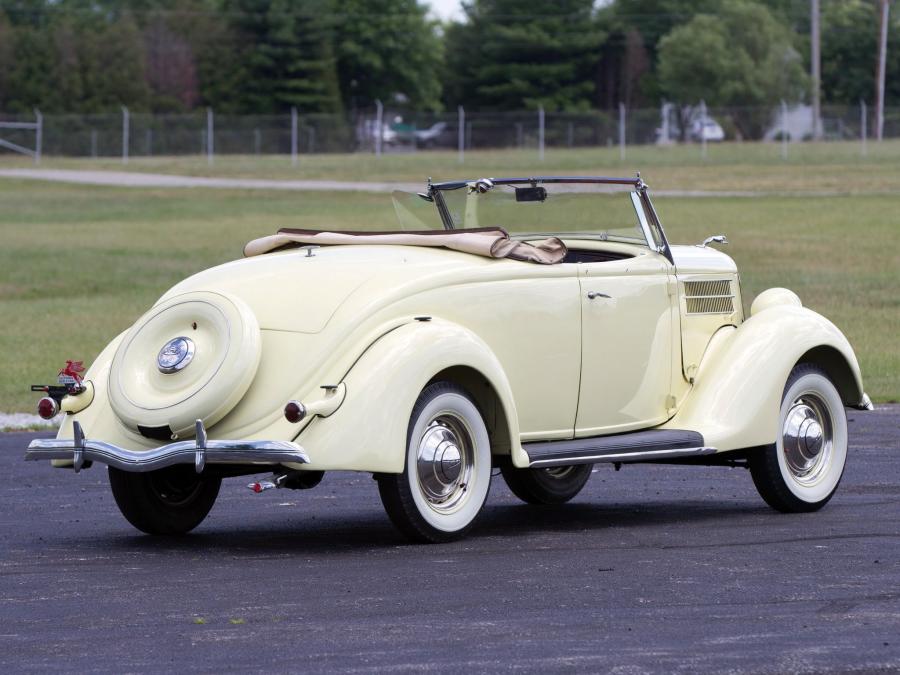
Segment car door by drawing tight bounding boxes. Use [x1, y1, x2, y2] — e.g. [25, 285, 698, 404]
[575, 252, 677, 436]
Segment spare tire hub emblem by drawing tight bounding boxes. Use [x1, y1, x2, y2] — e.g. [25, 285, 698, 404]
[157, 337, 195, 374]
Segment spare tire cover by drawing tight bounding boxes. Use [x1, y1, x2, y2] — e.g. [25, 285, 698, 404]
[108, 290, 261, 438]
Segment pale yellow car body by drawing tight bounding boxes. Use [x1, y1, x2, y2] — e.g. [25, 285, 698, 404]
[55, 233, 866, 475]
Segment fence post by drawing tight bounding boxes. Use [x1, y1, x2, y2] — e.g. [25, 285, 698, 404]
[33, 108, 42, 164]
[618, 102, 626, 160]
[457, 105, 465, 164]
[780, 100, 788, 160]
[121, 106, 129, 165]
[699, 99, 708, 159]
[206, 107, 214, 166]
[375, 99, 384, 157]
[291, 107, 298, 166]
[538, 106, 545, 161]
[860, 100, 868, 157]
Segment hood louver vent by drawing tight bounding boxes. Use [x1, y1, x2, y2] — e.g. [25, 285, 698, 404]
[684, 280, 734, 315]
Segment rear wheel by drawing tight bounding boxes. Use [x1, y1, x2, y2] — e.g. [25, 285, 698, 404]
[749, 364, 848, 513]
[501, 464, 593, 505]
[378, 382, 491, 543]
[108, 465, 221, 535]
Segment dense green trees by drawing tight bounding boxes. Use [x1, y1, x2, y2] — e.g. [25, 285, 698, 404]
[444, 0, 604, 111]
[332, 0, 443, 111]
[223, 0, 342, 113]
[820, 0, 900, 105]
[657, 1, 808, 137]
[0, 0, 897, 115]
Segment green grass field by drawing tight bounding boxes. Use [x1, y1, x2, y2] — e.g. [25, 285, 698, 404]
[4, 139, 900, 192]
[1, 146, 898, 412]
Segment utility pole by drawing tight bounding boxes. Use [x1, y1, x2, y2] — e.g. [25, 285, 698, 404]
[875, 0, 890, 141]
[811, 0, 822, 140]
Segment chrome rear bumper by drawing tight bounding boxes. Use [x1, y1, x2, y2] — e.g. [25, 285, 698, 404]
[25, 420, 309, 473]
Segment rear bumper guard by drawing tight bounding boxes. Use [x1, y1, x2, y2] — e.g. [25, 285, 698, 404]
[25, 420, 309, 473]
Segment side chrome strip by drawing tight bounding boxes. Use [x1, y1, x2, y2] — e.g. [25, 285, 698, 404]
[528, 446, 717, 468]
[25, 420, 309, 474]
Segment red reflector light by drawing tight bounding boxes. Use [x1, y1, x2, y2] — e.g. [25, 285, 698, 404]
[37, 397, 60, 420]
[284, 400, 307, 424]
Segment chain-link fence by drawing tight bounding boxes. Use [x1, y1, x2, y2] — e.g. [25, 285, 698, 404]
[2, 103, 899, 162]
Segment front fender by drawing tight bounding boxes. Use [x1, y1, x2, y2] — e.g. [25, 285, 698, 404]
[663, 305, 864, 451]
[295, 318, 522, 473]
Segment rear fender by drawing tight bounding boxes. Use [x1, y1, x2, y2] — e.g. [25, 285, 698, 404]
[663, 305, 864, 451]
[295, 319, 522, 473]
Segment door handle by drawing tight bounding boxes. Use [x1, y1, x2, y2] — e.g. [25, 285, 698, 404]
[587, 291, 611, 300]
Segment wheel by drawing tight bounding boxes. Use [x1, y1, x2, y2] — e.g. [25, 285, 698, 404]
[501, 463, 593, 505]
[377, 381, 492, 543]
[749, 364, 848, 513]
[108, 465, 221, 535]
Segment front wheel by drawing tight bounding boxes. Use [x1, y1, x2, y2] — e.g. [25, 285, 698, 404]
[377, 382, 492, 543]
[108, 465, 221, 535]
[501, 464, 593, 505]
[749, 364, 848, 513]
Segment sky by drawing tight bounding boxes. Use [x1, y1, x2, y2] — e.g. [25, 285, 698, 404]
[424, 0, 464, 22]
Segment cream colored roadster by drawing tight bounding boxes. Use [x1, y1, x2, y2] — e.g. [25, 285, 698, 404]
[27, 175, 873, 542]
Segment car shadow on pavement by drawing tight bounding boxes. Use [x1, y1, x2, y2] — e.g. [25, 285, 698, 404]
[94, 499, 775, 556]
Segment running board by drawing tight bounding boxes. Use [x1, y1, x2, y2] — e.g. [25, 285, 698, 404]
[523, 429, 715, 468]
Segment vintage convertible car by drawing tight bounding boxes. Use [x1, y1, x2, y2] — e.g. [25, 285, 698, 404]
[26, 175, 873, 542]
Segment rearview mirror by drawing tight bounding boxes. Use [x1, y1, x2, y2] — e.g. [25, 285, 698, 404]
[515, 186, 547, 202]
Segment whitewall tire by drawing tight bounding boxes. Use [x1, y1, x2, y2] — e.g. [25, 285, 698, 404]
[378, 381, 492, 543]
[750, 364, 848, 512]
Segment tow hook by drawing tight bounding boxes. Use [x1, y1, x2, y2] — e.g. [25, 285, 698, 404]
[247, 470, 324, 493]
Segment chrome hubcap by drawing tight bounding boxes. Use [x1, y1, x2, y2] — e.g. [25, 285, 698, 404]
[416, 413, 474, 513]
[157, 336, 195, 374]
[782, 394, 833, 485]
[543, 466, 576, 479]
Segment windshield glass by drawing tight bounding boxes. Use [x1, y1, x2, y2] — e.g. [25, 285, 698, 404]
[433, 182, 650, 245]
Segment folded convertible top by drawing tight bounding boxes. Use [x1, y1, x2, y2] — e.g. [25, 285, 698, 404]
[243, 228, 567, 265]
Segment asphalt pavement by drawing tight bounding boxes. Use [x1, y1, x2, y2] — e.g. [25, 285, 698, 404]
[2, 407, 898, 673]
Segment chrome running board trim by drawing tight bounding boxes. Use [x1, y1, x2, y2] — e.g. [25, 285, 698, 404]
[523, 428, 714, 468]
[25, 420, 309, 474]
[527, 446, 717, 468]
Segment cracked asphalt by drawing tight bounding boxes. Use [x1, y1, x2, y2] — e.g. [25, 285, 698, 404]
[2, 407, 898, 673]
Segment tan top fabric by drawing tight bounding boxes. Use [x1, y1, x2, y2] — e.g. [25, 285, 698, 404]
[243, 228, 567, 264]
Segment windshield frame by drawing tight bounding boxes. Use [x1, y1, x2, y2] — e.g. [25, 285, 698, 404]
[428, 175, 673, 264]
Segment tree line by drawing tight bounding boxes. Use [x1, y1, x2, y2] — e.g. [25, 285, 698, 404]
[0, 0, 897, 116]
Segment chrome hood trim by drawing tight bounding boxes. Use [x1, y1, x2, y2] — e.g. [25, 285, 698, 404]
[26, 420, 308, 473]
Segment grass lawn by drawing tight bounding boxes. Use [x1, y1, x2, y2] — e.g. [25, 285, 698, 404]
[4, 140, 900, 193]
[0, 173, 897, 413]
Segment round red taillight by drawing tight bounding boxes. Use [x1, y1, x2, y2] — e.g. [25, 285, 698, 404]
[284, 400, 307, 424]
[37, 397, 60, 420]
